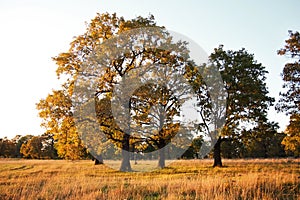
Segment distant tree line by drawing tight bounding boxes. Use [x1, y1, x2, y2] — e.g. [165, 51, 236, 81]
[0, 130, 294, 159]
[0, 134, 58, 159]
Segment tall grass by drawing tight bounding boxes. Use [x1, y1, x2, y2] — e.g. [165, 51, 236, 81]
[0, 158, 298, 199]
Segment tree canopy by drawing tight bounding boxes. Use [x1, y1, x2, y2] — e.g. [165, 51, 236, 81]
[38, 13, 202, 171]
[276, 31, 300, 115]
[208, 45, 275, 166]
[277, 30, 300, 157]
[36, 12, 284, 170]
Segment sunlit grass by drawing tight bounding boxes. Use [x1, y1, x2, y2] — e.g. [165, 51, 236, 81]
[0, 158, 299, 199]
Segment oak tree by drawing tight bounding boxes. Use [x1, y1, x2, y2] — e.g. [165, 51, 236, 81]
[277, 31, 300, 114]
[38, 13, 196, 171]
[209, 45, 274, 166]
[276, 30, 300, 157]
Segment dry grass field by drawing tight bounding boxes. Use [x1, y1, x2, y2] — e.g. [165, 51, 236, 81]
[0, 158, 299, 200]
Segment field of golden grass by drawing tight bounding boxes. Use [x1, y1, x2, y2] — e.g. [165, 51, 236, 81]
[0, 158, 299, 200]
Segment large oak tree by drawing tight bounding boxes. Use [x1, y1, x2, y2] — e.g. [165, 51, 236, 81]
[37, 13, 197, 171]
[208, 45, 274, 167]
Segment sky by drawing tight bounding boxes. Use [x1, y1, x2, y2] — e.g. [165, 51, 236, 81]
[0, 0, 299, 139]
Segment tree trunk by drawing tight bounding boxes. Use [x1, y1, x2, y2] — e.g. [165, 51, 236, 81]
[213, 137, 223, 167]
[158, 148, 165, 168]
[94, 154, 104, 165]
[120, 134, 132, 172]
[158, 141, 166, 168]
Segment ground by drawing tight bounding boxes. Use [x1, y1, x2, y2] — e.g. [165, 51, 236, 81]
[0, 158, 299, 200]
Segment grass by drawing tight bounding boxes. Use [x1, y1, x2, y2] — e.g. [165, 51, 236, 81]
[0, 158, 299, 200]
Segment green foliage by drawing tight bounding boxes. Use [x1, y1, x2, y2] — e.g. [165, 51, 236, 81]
[220, 139, 243, 158]
[20, 135, 58, 159]
[15, 135, 33, 157]
[208, 45, 275, 166]
[20, 136, 43, 159]
[0, 137, 17, 158]
[276, 30, 300, 157]
[242, 122, 285, 158]
[220, 122, 286, 158]
[181, 136, 204, 159]
[277, 31, 300, 115]
[210, 45, 274, 133]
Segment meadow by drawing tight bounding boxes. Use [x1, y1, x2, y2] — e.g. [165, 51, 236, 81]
[0, 158, 299, 200]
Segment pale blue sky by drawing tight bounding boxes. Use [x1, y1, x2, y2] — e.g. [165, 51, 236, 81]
[0, 0, 299, 138]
